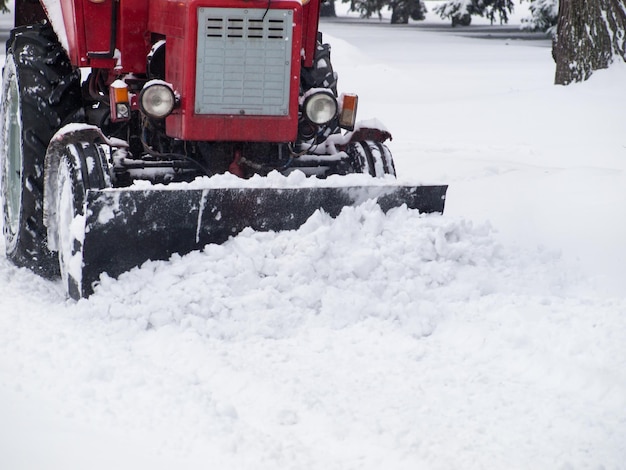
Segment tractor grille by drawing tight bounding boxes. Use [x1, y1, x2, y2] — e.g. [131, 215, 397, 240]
[195, 7, 294, 116]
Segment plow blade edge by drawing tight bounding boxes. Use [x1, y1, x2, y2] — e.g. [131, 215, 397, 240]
[80, 184, 447, 294]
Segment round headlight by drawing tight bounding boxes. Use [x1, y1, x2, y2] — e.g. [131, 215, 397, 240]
[139, 83, 176, 119]
[304, 91, 338, 125]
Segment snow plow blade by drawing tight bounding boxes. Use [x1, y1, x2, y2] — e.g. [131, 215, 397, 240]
[79, 184, 447, 295]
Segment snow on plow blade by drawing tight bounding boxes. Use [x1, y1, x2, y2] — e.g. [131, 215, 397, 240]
[80, 184, 447, 296]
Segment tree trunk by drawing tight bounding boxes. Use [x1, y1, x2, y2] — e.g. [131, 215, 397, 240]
[554, 0, 626, 85]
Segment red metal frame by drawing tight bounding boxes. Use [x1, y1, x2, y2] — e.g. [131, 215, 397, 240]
[150, 0, 304, 142]
[117, 0, 151, 73]
[55, 0, 150, 71]
[52, 0, 323, 143]
[302, 0, 321, 68]
[57, 0, 111, 68]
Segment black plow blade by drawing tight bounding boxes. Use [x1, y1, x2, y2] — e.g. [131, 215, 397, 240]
[81, 184, 447, 295]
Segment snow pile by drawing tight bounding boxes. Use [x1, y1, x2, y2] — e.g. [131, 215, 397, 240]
[128, 170, 429, 190]
[81, 204, 567, 338]
[1, 202, 623, 469]
[3, 204, 622, 470]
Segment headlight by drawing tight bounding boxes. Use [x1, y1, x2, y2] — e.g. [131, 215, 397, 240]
[139, 82, 176, 119]
[303, 91, 338, 125]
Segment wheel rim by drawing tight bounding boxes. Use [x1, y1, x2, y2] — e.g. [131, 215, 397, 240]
[3, 60, 23, 240]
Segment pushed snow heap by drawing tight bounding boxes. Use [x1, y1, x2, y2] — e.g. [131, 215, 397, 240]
[1, 0, 447, 299]
[84, 205, 498, 336]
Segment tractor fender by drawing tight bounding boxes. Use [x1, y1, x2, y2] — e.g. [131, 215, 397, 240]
[42, 125, 123, 240]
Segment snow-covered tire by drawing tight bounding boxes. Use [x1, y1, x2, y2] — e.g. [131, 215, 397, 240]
[345, 141, 397, 177]
[0, 24, 82, 278]
[53, 141, 109, 299]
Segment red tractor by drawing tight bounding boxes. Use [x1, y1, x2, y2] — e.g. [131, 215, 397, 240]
[1, 0, 446, 298]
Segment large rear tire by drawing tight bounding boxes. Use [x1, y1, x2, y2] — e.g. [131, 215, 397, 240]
[0, 24, 82, 278]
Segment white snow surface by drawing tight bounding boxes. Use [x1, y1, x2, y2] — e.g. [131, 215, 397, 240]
[2, 5, 626, 470]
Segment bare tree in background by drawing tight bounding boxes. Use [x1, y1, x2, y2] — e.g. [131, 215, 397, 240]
[553, 0, 626, 85]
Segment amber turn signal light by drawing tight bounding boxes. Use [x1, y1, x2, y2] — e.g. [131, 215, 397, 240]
[338, 93, 358, 131]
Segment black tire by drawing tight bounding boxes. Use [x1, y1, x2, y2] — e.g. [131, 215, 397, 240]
[345, 141, 396, 178]
[1, 23, 82, 278]
[52, 141, 109, 299]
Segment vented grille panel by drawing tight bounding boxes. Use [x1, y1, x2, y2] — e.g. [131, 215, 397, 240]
[195, 8, 294, 116]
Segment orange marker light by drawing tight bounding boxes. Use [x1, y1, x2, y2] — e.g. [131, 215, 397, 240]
[339, 93, 358, 131]
[110, 80, 131, 122]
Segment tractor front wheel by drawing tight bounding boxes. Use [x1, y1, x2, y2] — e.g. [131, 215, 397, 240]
[345, 141, 396, 178]
[51, 141, 110, 299]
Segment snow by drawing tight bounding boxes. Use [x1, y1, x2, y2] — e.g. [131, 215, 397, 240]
[1, 3, 626, 470]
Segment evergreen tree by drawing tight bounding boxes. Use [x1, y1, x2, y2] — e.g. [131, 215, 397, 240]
[344, 0, 386, 20]
[553, 0, 626, 85]
[434, 0, 474, 26]
[435, 0, 514, 26]
[521, 0, 558, 33]
[390, 0, 427, 24]
[342, 0, 426, 23]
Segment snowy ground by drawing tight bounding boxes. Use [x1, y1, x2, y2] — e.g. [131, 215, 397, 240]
[1, 3, 626, 470]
